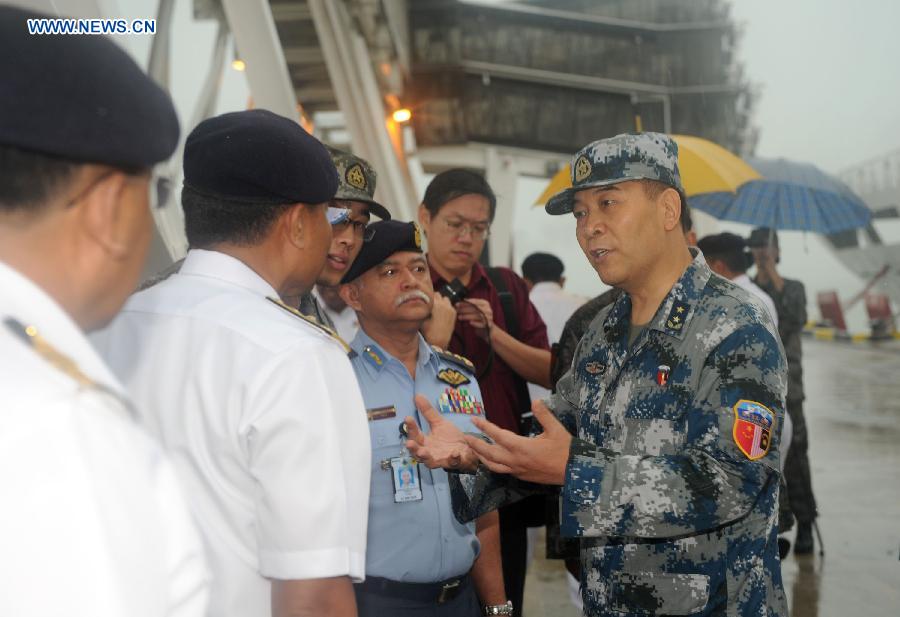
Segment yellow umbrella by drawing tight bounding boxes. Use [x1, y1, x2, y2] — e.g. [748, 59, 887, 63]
[534, 134, 761, 206]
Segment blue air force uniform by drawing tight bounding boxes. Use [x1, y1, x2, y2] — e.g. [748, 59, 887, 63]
[349, 330, 484, 582]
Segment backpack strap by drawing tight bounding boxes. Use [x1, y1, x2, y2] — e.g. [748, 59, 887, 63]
[485, 267, 519, 339]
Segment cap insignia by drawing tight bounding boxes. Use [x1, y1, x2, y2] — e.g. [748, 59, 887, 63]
[346, 163, 368, 190]
[574, 155, 593, 183]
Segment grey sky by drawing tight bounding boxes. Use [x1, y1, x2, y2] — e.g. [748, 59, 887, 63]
[730, 0, 900, 172]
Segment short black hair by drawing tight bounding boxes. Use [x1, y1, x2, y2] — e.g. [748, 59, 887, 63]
[182, 185, 295, 248]
[709, 249, 751, 274]
[521, 252, 564, 283]
[640, 179, 691, 232]
[422, 168, 497, 222]
[0, 144, 77, 214]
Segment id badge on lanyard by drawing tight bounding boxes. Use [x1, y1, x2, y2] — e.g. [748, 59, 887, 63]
[391, 420, 423, 503]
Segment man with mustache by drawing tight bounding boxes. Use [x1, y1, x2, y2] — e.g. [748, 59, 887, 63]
[338, 220, 510, 617]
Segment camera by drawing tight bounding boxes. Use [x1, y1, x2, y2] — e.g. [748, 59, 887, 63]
[438, 278, 468, 305]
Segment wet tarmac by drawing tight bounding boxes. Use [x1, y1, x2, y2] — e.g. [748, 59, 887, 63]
[523, 337, 900, 616]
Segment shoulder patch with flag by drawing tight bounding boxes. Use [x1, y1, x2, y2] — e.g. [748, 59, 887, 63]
[732, 399, 775, 460]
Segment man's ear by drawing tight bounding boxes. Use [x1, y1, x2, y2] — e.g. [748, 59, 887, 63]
[659, 188, 682, 233]
[78, 171, 136, 260]
[282, 203, 310, 249]
[339, 281, 363, 312]
[417, 204, 431, 235]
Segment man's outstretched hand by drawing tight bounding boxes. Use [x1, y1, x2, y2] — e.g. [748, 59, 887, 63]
[404, 394, 480, 472]
[464, 399, 571, 485]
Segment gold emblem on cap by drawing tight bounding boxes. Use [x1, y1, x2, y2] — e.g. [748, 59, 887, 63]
[345, 163, 368, 191]
[574, 155, 592, 183]
[413, 224, 422, 249]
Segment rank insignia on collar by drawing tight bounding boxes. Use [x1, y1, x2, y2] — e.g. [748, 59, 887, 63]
[656, 364, 670, 386]
[363, 345, 383, 368]
[732, 399, 775, 460]
[584, 361, 606, 376]
[665, 301, 690, 332]
[437, 368, 470, 387]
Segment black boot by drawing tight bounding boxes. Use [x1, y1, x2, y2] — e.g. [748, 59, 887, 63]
[794, 521, 814, 555]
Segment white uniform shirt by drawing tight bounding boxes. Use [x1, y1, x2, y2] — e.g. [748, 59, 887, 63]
[733, 274, 779, 328]
[96, 249, 370, 617]
[527, 281, 587, 402]
[313, 286, 359, 342]
[0, 261, 208, 617]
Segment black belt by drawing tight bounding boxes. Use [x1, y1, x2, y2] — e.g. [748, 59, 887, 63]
[356, 574, 469, 604]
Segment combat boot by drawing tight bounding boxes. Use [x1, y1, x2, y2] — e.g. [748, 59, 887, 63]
[794, 521, 814, 554]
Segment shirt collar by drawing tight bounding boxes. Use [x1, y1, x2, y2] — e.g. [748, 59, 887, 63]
[0, 260, 126, 396]
[733, 273, 751, 287]
[530, 281, 563, 295]
[604, 248, 711, 342]
[179, 249, 279, 298]
[350, 327, 437, 376]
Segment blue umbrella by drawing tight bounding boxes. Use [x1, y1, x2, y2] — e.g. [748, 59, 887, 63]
[689, 157, 872, 234]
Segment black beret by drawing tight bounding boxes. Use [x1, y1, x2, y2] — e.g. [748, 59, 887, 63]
[341, 220, 423, 283]
[697, 232, 747, 256]
[0, 6, 179, 168]
[184, 109, 338, 205]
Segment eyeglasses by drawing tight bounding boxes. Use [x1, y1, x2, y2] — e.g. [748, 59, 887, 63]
[152, 175, 172, 210]
[65, 170, 173, 210]
[327, 206, 351, 225]
[438, 217, 490, 240]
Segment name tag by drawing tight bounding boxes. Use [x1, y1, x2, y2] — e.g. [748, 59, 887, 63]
[367, 405, 397, 421]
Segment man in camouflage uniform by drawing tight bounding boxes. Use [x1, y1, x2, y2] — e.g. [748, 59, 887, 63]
[297, 147, 390, 331]
[404, 133, 789, 616]
[749, 227, 818, 555]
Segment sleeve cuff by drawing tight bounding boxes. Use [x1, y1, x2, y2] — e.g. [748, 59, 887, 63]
[560, 438, 605, 537]
[259, 548, 366, 583]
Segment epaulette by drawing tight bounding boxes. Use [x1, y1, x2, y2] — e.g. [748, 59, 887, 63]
[4, 317, 96, 387]
[266, 297, 354, 356]
[3, 317, 135, 417]
[431, 345, 475, 373]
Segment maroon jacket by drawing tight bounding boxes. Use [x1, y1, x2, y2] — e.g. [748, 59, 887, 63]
[430, 259, 549, 433]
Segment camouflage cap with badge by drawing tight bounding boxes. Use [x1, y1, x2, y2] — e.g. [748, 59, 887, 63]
[545, 132, 685, 215]
[327, 146, 392, 221]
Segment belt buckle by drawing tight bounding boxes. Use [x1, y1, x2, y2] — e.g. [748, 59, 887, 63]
[437, 578, 460, 604]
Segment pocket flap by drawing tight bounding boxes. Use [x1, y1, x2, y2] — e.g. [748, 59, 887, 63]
[610, 571, 709, 615]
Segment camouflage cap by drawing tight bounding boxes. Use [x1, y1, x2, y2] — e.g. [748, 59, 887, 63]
[327, 146, 391, 220]
[545, 132, 684, 215]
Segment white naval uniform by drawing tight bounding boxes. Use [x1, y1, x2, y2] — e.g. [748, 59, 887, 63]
[0, 261, 209, 617]
[95, 249, 371, 617]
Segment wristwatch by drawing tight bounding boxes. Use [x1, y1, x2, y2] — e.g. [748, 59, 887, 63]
[483, 601, 514, 615]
